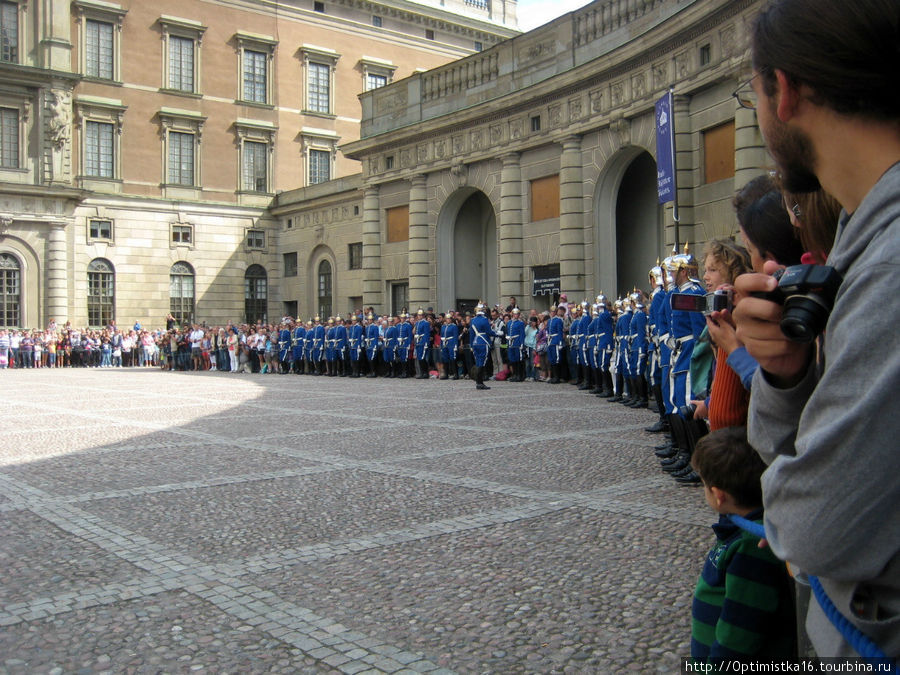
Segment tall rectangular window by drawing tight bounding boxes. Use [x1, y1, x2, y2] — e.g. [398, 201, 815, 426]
[0, 1, 18, 63]
[85, 121, 114, 178]
[308, 62, 330, 113]
[168, 35, 195, 92]
[85, 20, 114, 79]
[283, 252, 297, 277]
[243, 49, 267, 103]
[168, 131, 194, 185]
[348, 242, 363, 270]
[309, 148, 330, 184]
[0, 107, 17, 168]
[242, 140, 267, 192]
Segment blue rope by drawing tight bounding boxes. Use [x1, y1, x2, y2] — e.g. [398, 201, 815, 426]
[727, 515, 897, 670]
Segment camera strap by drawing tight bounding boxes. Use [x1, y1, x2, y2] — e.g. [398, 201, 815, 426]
[728, 515, 895, 669]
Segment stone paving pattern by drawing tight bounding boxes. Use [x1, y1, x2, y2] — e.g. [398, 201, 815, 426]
[0, 369, 711, 673]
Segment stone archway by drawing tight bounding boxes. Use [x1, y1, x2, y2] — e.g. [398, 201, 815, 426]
[593, 147, 663, 297]
[436, 188, 497, 312]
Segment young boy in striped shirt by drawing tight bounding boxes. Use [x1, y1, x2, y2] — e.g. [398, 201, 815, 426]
[690, 426, 796, 663]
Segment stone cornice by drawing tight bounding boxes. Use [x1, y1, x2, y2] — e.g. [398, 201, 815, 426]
[344, 0, 757, 176]
[332, 0, 519, 41]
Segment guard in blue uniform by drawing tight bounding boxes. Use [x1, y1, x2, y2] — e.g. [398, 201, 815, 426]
[645, 263, 669, 430]
[278, 322, 292, 373]
[627, 291, 649, 407]
[365, 314, 381, 377]
[312, 317, 326, 375]
[440, 312, 459, 380]
[414, 309, 431, 379]
[324, 318, 336, 376]
[347, 314, 364, 377]
[577, 301, 593, 390]
[659, 247, 707, 480]
[334, 316, 348, 377]
[383, 317, 399, 378]
[609, 298, 632, 402]
[547, 305, 565, 384]
[469, 303, 496, 390]
[397, 313, 413, 378]
[291, 320, 306, 374]
[586, 301, 601, 393]
[593, 294, 615, 397]
[505, 308, 526, 382]
[665, 248, 706, 413]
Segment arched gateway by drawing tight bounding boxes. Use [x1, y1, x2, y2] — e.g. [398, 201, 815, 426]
[436, 188, 497, 314]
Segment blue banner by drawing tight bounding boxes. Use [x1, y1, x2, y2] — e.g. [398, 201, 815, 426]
[655, 90, 676, 204]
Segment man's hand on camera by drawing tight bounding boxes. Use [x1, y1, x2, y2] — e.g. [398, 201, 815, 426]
[733, 266, 812, 388]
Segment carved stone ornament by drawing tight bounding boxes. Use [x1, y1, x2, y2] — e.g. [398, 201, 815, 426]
[652, 62, 668, 90]
[590, 89, 603, 113]
[469, 129, 483, 151]
[610, 114, 631, 148]
[509, 118, 524, 140]
[450, 160, 467, 188]
[568, 97, 583, 122]
[548, 104, 562, 127]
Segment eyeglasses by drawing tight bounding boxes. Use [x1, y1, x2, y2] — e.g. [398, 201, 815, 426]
[732, 73, 762, 110]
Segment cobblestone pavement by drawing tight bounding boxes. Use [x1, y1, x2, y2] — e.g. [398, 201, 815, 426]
[0, 369, 711, 674]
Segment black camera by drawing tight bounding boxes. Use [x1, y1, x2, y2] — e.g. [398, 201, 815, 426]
[757, 264, 843, 343]
[670, 289, 732, 316]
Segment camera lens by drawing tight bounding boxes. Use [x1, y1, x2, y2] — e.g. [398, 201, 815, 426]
[780, 294, 829, 343]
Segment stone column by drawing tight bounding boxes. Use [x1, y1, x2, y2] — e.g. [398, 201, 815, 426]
[559, 135, 585, 300]
[47, 223, 68, 325]
[499, 152, 524, 302]
[671, 94, 694, 249]
[407, 174, 429, 310]
[361, 185, 383, 313]
[734, 104, 768, 190]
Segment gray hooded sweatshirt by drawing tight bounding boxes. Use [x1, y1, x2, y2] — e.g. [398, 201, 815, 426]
[748, 161, 900, 658]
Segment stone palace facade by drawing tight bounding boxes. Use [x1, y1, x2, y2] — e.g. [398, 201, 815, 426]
[0, 0, 771, 327]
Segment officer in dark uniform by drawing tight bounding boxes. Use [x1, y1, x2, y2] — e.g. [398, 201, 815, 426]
[593, 294, 615, 397]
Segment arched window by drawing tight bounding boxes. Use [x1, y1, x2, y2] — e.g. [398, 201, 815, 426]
[244, 264, 267, 324]
[87, 258, 115, 327]
[0, 253, 21, 327]
[169, 261, 195, 328]
[317, 259, 332, 318]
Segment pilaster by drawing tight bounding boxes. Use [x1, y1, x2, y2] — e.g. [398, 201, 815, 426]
[362, 186, 383, 313]
[408, 174, 429, 309]
[499, 152, 523, 301]
[559, 135, 585, 299]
